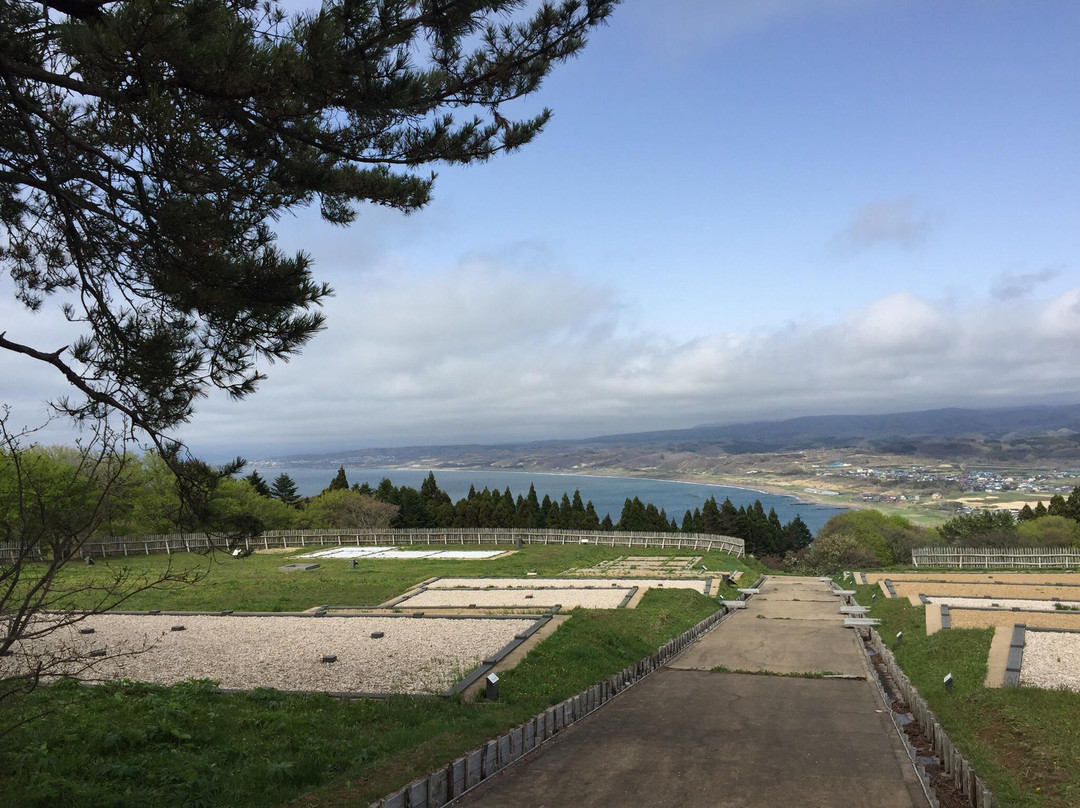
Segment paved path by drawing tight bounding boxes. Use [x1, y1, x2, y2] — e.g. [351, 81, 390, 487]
[454, 576, 928, 808]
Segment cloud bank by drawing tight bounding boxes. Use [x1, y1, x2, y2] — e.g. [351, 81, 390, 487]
[166, 262, 1080, 455]
[5, 255, 1080, 457]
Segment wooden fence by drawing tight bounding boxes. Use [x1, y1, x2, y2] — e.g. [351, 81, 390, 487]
[912, 546, 1080, 569]
[870, 630, 998, 808]
[2, 528, 744, 563]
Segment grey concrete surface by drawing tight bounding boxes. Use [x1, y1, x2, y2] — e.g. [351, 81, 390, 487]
[451, 575, 927, 808]
[668, 615, 868, 676]
[453, 670, 926, 808]
[743, 597, 844, 620]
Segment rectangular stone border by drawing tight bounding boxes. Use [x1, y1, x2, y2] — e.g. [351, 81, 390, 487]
[616, 587, 639, 609]
[941, 604, 951, 630]
[421, 576, 712, 595]
[869, 629, 999, 808]
[1011, 625, 1080, 689]
[1004, 624, 1025, 687]
[884, 579, 898, 598]
[368, 575, 766, 807]
[444, 615, 554, 697]
[42, 609, 551, 701]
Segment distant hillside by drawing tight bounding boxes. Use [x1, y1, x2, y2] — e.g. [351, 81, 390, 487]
[264, 404, 1080, 468]
[580, 405, 1080, 454]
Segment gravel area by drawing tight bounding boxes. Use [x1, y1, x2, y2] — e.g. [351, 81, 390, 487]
[1020, 631, 1080, 692]
[3, 614, 536, 694]
[946, 609, 1080, 632]
[927, 596, 1080, 611]
[428, 577, 708, 592]
[868, 572, 1080, 585]
[398, 588, 632, 609]
[298, 547, 506, 560]
[890, 581, 1076, 601]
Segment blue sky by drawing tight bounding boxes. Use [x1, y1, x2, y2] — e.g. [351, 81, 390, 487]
[3, 0, 1079, 459]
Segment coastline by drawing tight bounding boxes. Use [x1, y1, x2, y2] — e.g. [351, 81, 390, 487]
[312, 464, 850, 511]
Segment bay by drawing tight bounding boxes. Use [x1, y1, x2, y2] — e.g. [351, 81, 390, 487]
[259, 466, 848, 535]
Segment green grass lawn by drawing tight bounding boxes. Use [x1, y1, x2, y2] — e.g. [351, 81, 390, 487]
[850, 581, 1080, 808]
[40, 544, 759, 612]
[1, 547, 750, 807]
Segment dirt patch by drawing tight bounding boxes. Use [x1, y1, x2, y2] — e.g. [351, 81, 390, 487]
[886, 698, 971, 808]
[977, 718, 1071, 806]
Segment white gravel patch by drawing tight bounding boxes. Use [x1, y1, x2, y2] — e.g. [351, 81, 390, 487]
[927, 596, 1080, 612]
[298, 547, 505, 560]
[399, 588, 632, 609]
[2, 614, 536, 694]
[1019, 631, 1080, 692]
[429, 577, 708, 593]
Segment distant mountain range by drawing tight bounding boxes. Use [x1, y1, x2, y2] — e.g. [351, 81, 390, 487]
[263, 404, 1080, 468]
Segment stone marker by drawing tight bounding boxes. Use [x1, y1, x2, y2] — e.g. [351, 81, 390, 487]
[278, 563, 320, 572]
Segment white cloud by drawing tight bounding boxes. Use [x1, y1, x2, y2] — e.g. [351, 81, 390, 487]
[6, 253, 1080, 457]
[830, 197, 941, 254]
[991, 266, 1065, 301]
[173, 274, 1080, 456]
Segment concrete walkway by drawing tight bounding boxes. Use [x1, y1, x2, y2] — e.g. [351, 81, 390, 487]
[453, 576, 928, 808]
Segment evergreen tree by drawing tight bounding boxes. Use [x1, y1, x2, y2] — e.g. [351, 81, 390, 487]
[781, 516, 814, 552]
[1035, 501, 1048, 518]
[584, 501, 601, 529]
[701, 497, 722, 534]
[539, 494, 555, 528]
[517, 484, 541, 528]
[1048, 494, 1068, 517]
[719, 498, 739, 535]
[618, 497, 648, 531]
[374, 478, 398, 504]
[1017, 504, 1036, 522]
[1, 1, 616, 438]
[1065, 486, 1080, 522]
[328, 466, 349, 492]
[353, 482, 374, 497]
[420, 472, 452, 509]
[681, 510, 695, 533]
[244, 470, 272, 498]
[271, 473, 300, 507]
[601, 513, 615, 531]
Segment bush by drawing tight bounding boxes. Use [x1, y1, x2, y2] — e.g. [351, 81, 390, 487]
[816, 510, 926, 565]
[797, 534, 883, 574]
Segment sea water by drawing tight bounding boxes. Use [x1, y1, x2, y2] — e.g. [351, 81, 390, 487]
[256, 467, 848, 534]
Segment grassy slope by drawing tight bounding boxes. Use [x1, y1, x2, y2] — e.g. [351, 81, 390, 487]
[850, 581, 1080, 808]
[1, 547, 751, 808]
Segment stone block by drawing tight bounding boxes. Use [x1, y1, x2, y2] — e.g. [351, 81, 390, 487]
[406, 778, 427, 808]
[466, 750, 482, 789]
[449, 758, 466, 798]
[483, 740, 501, 778]
[428, 768, 448, 807]
[497, 733, 512, 766]
[380, 790, 405, 808]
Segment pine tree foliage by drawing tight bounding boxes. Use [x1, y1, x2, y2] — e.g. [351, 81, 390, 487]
[270, 472, 300, 506]
[0, 0, 617, 437]
[327, 465, 349, 492]
[244, 469, 272, 498]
